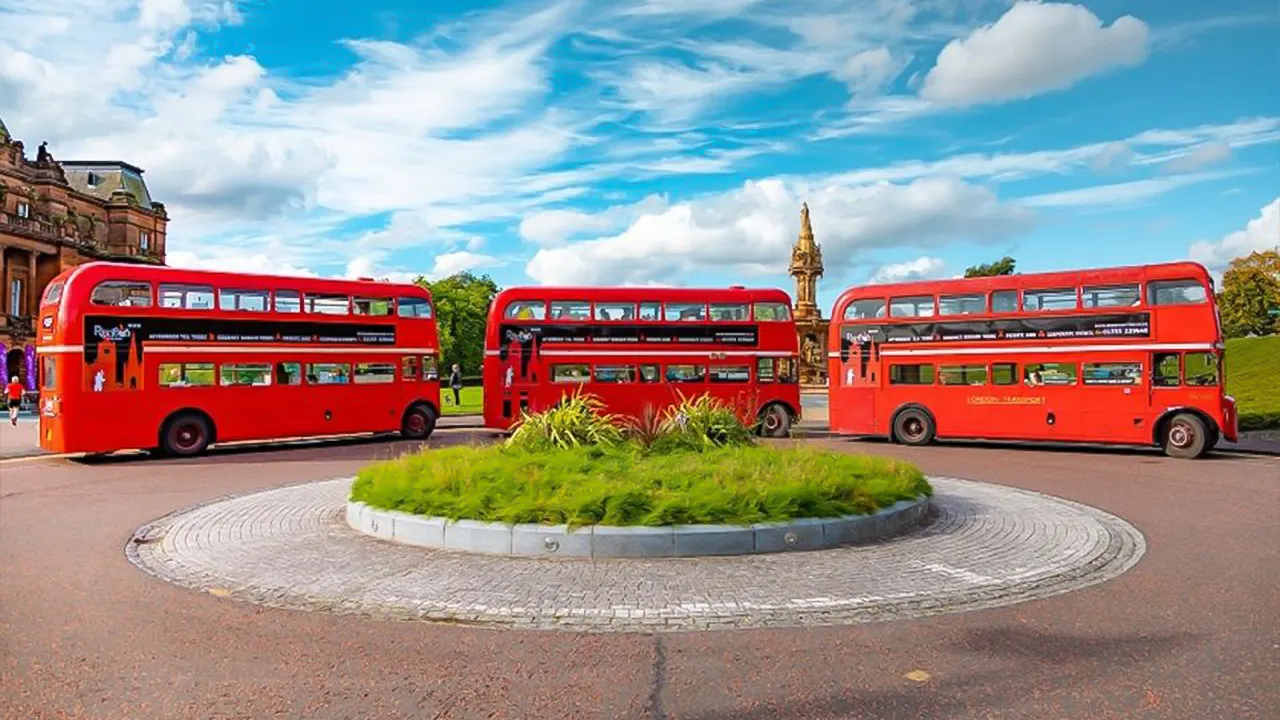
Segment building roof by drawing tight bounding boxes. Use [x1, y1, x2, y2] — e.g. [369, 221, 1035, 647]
[62, 161, 154, 207]
[0, 116, 9, 142]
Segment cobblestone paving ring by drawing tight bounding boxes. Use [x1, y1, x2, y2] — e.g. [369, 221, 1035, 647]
[127, 477, 1146, 632]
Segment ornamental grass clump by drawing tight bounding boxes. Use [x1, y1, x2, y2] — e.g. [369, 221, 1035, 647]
[504, 390, 625, 451]
[652, 392, 756, 451]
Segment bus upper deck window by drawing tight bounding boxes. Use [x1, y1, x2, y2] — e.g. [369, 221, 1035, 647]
[843, 299, 885, 320]
[665, 303, 706, 322]
[1148, 280, 1208, 305]
[991, 290, 1018, 313]
[753, 302, 790, 321]
[355, 297, 394, 316]
[42, 281, 65, 306]
[1023, 288, 1078, 312]
[889, 296, 935, 318]
[550, 301, 590, 320]
[709, 303, 749, 321]
[638, 303, 661, 321]
[505, 301, 545, 320]
[594, 303, 636, 321]
[275, 291, 301, 313]
[159, 284, 215, 310]
[1083, 284, 1140, 308]
[90, 281, 152, 307]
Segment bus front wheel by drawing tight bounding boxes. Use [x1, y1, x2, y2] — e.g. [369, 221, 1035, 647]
[401, 403, 438, 440]
[758, 404, 792, 438]
[892, 408, 935, 446]
[1162, 412, 1208, 459]
[161, 413, 213, 457]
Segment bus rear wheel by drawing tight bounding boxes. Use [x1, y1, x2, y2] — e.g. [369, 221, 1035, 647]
[161, 413, 212, 457]
[892, 408, 935, 446]
[758, 403, 792, 438]
[1162, 412, 1208, 459]
[401, 404, 437, 440]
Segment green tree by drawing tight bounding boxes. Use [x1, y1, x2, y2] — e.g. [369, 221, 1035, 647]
[415, 272, 501, 375]
[1218, 250, 1280, 338]
[964, 256, 1017, 278]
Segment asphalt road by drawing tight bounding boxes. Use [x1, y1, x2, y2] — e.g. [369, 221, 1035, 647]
[1, 429, 1277, 719]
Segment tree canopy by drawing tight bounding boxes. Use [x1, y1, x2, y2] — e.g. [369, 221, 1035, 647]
[964, 256, 1017, 278]
[415, 272, 501, 375]
[1218, 250, 1280, 338]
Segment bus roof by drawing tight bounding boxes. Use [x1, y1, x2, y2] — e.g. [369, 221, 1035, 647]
[55, 261, 431, 298]
[833, 261, 1211, 308]
[492, 285, 792, 305]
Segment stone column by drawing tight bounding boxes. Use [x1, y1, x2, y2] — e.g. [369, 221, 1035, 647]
[27, 249, 37, 316]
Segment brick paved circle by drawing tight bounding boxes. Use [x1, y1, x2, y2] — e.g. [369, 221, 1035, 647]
[126, 477, 1146, 632]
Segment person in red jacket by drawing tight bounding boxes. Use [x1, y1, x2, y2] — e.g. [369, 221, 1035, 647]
[6, 376, 23, 426]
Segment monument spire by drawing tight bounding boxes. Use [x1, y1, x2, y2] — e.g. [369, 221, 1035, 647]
[788, 202, 823, 320]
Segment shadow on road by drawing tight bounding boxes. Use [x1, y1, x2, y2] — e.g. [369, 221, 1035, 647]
[673, 626, 1203, 720]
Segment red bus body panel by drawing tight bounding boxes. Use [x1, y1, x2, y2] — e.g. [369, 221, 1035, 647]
[482, 286, 801, 430]
[36, 262, 441, 455]
[828, 261, 1237, 450]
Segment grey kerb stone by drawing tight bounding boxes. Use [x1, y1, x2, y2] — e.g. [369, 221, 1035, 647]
[346, 489, 931, 558]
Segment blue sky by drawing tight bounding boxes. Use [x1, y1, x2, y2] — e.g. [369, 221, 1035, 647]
[2, 0, 1277, 313]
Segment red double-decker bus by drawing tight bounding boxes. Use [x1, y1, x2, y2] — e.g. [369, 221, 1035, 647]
[483, 286, 802, 435]
[36, 262, 442, 457]
[828, 261, 1237, 458]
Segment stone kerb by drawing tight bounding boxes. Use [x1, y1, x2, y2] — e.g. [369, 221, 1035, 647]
[346, 488, 930, 558]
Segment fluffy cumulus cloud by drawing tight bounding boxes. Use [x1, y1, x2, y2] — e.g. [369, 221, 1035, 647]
[526, 177, 1034, 285]
[920, 1, 1150, 106]
[869, 256, 947, 284]
[1188, 198, 1280, 270]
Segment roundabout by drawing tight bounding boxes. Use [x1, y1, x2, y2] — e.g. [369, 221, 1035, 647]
[127, 474, 1145, 632]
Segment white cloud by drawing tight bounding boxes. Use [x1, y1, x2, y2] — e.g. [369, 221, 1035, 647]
[837, 47, 910, 97]
[870, 256, 947, 284]
[920, 1, 1149, 106]
[518, 194, 669, 246]
[166, 249, 319, 277]
[428, 251, 503, 279]
[1019, 170, 1245, 208]
[1189, 198, 1280, 270]
[1160, 141, 1232, 174]
[1091, 142, 1133, 172]
[526, 177, 1033, 285]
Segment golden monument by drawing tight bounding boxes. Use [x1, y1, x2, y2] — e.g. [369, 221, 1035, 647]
[789, 203, 829, 386]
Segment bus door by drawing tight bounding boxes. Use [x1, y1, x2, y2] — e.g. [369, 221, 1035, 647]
[1079, 358, 1149, 443]
[497, 329, 538, 421]
[1019, 360, 1083, 441]
[831, 325, 879, 434]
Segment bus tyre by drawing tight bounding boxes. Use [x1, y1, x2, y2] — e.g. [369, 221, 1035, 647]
[893, 408, 935, 446]
[1163, 413, 1208, 459]
[401, 404, 437, 440]
[162, 413, 212, 457]
[759, 404, 792, 438]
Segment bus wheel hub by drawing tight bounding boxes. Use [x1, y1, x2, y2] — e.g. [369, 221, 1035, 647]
[1170, 424, 1192, 447]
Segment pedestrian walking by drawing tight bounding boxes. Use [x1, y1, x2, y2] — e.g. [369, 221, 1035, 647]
[449, 364, 462, 407]
[6, 376, 23, 426]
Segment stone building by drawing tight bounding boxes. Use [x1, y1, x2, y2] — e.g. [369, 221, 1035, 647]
[789, 203, 829, 386]
[0, 117, 167, 393]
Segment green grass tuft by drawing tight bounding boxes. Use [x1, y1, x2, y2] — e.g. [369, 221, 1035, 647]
[1226, 336, 1280, 430]
[350, 443, 931, 528]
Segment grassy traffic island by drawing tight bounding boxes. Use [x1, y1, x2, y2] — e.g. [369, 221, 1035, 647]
[351, 393, 931, 530]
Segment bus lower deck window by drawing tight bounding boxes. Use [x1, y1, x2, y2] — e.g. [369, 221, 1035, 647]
[639, 365, 659, 382]
[403, 356, 419, 381]
[355, 363, 396, 383]
[1024, 362, 1077, 386]
[308, 363, 350, 384]
[42, 357, 57, 389]
[940, 364, 987, 385]
[220, 363, 272, 386]
[1153, 354, 1180, 386]
[551, 364, 588, 382]
[275, 362, 302, 385]
[889, 364, 934, 385]
[710, 366, 750, 383]
[159, 363, 214, 387]
[594, 365, 636, 383]
[666, 364, 706, 382]
[1083, 362, 1142, 385]
[757, 357, 775, 382]
[991, 363, 1018, 385]
[1184, 353, 1219, 386]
